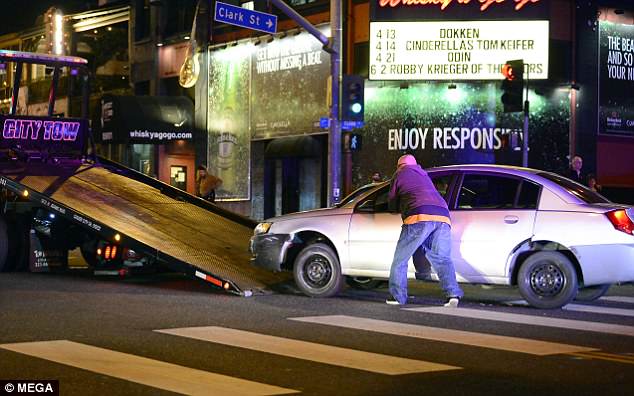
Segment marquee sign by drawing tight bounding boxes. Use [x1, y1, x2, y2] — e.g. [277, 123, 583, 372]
[369, 20, 549, 80]
[371, 0, 548, 21]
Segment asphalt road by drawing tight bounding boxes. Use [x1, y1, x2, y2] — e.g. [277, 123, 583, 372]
[1, 271, 633, 396]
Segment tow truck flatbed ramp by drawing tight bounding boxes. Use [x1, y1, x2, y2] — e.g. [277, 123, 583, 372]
[1, 160, 289, 295]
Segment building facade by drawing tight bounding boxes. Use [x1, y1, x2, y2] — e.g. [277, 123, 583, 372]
[4, 0, 631, 220]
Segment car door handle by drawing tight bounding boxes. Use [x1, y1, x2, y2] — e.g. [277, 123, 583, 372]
[504, 215, 519, 224]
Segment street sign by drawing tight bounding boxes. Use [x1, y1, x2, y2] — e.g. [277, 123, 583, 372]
[341, 120, 364, 130]
[214, 1, 277, 34]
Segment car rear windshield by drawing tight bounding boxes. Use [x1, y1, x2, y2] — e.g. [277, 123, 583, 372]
[537, 172, 611, 204]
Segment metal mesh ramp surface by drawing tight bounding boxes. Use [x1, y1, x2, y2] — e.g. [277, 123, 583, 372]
[8, 163, 289, 295]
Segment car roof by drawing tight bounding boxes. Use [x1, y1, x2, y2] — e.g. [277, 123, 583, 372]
[359, 164, 575, 202]
[427, 164, 540, 174]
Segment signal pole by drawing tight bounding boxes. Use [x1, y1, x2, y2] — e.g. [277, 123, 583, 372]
[329, 0, 342, 205]
[522, 68, 529, 167]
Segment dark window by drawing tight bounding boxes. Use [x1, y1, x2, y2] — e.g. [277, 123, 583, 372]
[135, 0, 151, 41]
[458, 174, 521, 209]
[373, 187, 389, 212]
[135, 81, 150, 95]
[517, 181, 540, 209]
[430, 174, 452, 203]
[338, 183, 380, 206]
[356, 186, 389, 213]
[164, 0, 196, 37]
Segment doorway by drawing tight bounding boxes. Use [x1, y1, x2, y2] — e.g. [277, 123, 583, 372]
[263, 135, 326, 218]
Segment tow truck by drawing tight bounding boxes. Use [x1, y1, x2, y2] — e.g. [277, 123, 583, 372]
[0, 50, 285, 296]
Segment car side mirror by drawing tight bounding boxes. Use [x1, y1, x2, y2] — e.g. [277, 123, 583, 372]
[356, 199, 375, 213]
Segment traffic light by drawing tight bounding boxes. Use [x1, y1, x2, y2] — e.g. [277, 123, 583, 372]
[342, 74, 364, 122]
[501, 59, 524, 113]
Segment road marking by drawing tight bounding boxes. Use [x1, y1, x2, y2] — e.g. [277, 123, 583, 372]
[0, 340, 297, 396]
[569, 351, 634, 365]
[288, 315, 595, 356]
[601, 296, 634, 304]
[406, 307, 634, 337]
[155, 326, 459, 375]
[563, 304, 634, 318]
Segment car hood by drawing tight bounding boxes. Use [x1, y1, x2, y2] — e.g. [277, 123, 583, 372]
[263, 207, 352, 223]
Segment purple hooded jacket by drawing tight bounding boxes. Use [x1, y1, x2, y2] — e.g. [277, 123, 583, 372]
[388, 164, 450, 224]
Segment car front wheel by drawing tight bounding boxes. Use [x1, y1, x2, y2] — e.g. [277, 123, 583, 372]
[293, 243, 343, 298]
[518, 251, 578, 309]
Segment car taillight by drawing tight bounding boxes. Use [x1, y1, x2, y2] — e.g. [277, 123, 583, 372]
[606, 209, 634, 235]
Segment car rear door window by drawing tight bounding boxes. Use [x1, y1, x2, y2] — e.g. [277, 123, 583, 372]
[457, 174, 538, 210]
[516, 180, 540, 209]
[430, 174, 452, 203]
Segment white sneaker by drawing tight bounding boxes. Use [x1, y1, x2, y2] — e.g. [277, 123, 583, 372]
[386, 296, 403, 305]
[443, 297, 460, 308]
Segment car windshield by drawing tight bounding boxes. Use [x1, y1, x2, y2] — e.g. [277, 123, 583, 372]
[537, 172, 611, 204]
[337, 183, 382, 207]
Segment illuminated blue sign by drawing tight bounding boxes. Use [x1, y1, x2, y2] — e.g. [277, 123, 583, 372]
[214, 2, 277, 34]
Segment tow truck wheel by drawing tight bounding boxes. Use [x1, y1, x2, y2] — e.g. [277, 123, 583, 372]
[0, 216, 8, 272]
[293, 243, 343, 298]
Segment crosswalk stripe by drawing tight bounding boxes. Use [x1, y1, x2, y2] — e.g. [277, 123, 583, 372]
[563, 304, 634, 318]
[288, 315, 595, 356]
[0, 340, 298, 396]
[601, 296, 634, 304]
[155, 326, 459, 375]
[406, 307, 634, 337]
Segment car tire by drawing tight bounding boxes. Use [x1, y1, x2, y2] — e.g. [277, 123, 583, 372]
[293, 243, 343, 298]
[518, 251, 578, 309]
[345, 276, 386, 290]
[0, 216, 8, 272]
[575, 284, 611, 302]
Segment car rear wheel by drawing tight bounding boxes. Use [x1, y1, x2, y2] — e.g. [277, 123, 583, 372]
[518, 251, 578, 309]
[346, 276, 386, 290]
[293, 243, 343, 298]
[575, 284, 611, 302]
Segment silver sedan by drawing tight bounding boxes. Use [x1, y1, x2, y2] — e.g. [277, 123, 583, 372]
[250, 165, 634, 309]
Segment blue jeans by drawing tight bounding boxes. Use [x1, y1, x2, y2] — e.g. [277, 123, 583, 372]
[389, 221, 463, 304]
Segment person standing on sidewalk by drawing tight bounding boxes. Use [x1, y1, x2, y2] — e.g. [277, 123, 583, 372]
[196, 165, 223, 203]
[386, 154, 463, 307]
